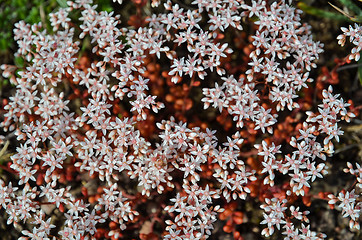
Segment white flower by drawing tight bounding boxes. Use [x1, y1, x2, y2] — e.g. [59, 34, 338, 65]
[113, 0, 123, 5]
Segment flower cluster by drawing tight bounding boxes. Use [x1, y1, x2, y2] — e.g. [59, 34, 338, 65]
[328, 189, 361, 230]
[0, 0, 359, 239]
[323, 22, 362, 232]
[337, 23, 362, 61]
[260, 198, 325, 239]
[327, 161, 361, 231]
[164, 182, 222, 239]
[242, 0, 324, 112]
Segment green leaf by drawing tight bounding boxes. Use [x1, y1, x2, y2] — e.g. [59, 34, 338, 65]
[297, 2, 352, 21]
[56, 0, 68, 8]
[26, 6, 42, 24]
[337, 0, 362, 16]
[329, 2, 362, 22]
[101, 6, 113, 12]
[0, 36, 10, 51]
[14, 56, 24, 68]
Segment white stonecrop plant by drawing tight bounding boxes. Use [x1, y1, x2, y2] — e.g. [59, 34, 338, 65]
[338, 23, 362, 61]
[0, 0, 359, 239]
